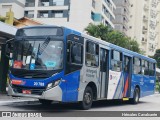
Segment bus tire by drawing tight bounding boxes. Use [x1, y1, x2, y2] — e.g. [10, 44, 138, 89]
[39, 99, 52, 105]
[130, 88, 140, 104]
[80, 86, 93, 110]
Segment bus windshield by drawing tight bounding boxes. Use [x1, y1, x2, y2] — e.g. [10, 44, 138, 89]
[12, 38, 63, 71]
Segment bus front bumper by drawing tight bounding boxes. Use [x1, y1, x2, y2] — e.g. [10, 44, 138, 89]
[8, 84, 62, 101]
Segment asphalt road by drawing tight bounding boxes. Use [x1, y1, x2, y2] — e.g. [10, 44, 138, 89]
[0, 93, 159, 112]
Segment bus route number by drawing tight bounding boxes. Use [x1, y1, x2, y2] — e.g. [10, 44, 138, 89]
[34, 82, 45, 87]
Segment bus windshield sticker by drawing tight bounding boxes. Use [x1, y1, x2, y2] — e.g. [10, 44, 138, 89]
[13, 60, 23, 69]
[26, 56, 31, 64]
[23, 56, 26, 65]
[30, 59, 35, 70]
[45, 61, 56, 68]
[9, 60, 13, 67]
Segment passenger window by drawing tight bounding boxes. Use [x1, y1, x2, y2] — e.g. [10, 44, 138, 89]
[133, 57, 141, 74]
[85, 41, 99, 67]
[111, 50, 122, 72]
[142, 60, 149, 75]
[149, 63, 155, 76]
[124, 57, 129, 72]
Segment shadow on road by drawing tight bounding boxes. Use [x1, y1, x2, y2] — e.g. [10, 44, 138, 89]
[2, 99, 148, 111]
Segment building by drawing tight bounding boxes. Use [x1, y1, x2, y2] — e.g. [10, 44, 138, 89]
[0, 0, 25, 19]
[112, 0, 130, 35]
[0, 0, 116, 32]
[24, 0, 116, 32]
[127, 0, 160, 56]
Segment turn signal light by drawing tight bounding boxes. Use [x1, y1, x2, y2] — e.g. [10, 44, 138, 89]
[11, 79, 23, 85]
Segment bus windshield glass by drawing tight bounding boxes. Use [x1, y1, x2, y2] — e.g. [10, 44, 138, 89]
[12, 39, 63, 71]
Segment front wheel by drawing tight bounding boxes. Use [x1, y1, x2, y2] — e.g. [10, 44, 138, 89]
[39, 99, 52, 105]
[130, 88, 140, 104]
[80, 86, 93, 110]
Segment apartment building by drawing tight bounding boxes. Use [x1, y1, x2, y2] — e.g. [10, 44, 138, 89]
[0, 0, 25, 19]
[24, 0, 116, 32]
[112, 0, 130, 35]
[128, 0, 160, 56]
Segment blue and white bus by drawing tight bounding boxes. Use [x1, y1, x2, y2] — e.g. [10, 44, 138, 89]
[6, 25, 156, 110]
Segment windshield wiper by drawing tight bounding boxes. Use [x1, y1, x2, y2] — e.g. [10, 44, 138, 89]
[37, 36, 50, 55]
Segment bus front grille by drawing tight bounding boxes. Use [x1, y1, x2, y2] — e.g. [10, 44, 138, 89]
[12, 85, 46, 95]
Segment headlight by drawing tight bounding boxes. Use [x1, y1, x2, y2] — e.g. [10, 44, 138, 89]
[46, 80, 61, 90]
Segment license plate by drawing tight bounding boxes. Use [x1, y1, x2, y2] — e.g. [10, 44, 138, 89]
[22, 90, 31, 94]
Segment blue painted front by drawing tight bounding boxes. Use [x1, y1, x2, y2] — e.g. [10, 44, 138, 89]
[9, 27, 82, 103]
[9, 71, 64, 88]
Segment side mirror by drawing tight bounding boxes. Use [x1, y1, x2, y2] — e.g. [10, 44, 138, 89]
[5, 39, 14, 59]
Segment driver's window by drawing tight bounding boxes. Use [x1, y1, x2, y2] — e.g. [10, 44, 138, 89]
[67, 41, 83, 65]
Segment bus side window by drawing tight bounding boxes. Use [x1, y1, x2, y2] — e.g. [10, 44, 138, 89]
[71, 43, 83, 64]
[66, 40, 83, 74]
[124, 57, 129, 72]
[85, 41, 99, 67]
[144, 61, 149, 75]
[149, 62, 155, 76]
[67, 41, 72, 62]
[111, 50, 122, 72]
[142, 60, 145, 75]
[67, 41, 83, 65]
[133, 57, 141, 74]
[142, 60, 149, 75]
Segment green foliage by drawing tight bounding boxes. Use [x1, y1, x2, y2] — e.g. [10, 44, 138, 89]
[156, 81, 160, 92]
[153, 49, 160, 68]
[85, 23, 141, 53]
[0, 18, 5, 22]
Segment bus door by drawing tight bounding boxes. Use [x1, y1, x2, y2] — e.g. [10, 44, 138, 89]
[64, 34, 84, 102]
[99, 48, 109, 99]
[123, 55, 132, 98]
[107, 50, 123, 99]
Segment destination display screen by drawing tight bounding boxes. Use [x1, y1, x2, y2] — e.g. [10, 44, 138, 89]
[16, 27, 63, 37]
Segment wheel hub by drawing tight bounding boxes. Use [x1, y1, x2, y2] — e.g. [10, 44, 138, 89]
[84, 92, 91, 104]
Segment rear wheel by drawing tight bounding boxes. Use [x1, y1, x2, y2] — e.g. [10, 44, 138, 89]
[80, 86, 93, 110]
[130, 88, 140, 104]
[39, 99, 52, 105]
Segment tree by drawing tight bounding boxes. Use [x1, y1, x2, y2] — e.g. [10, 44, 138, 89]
[153, 49, 160, 68]
[85, 23, 111, 40]
[85, 23, 141, 53]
